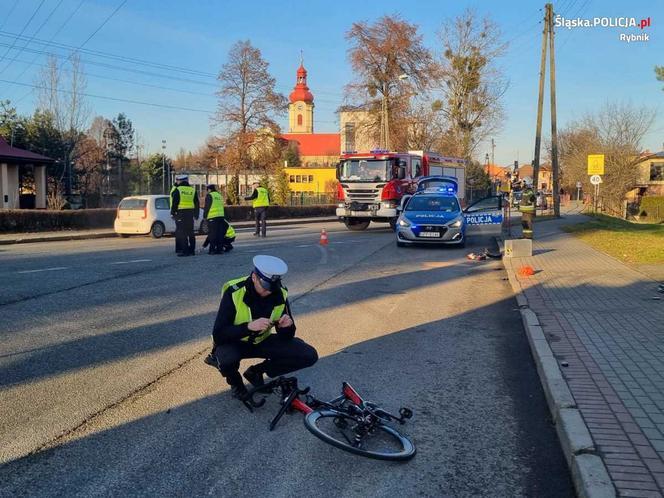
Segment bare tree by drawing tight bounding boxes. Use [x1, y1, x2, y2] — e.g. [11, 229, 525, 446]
[214, 40, 286, 198]
[345, 15, 439, 150]
[656, 65, 664, 90]
[437, 9, 508, 159]
[557, 102, 655, 209]
[36, 54, 90, 195]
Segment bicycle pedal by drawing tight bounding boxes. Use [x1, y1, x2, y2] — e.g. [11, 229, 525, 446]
[399, 407, 413, 419]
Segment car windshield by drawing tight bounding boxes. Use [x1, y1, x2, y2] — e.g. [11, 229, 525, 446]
[406, 196, 459, 213]
[339, 159, 393, 182]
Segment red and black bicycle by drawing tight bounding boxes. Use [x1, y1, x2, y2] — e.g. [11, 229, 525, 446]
[242, 376, 416, 461]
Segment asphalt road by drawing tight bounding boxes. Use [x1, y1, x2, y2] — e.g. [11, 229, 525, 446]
[0, 221, 574, 497]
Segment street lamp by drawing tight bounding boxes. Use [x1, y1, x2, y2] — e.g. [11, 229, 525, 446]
[161, 140, 167, 194]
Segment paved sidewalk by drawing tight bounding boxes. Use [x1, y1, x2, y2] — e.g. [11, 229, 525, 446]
[0, 216, 338, 245]
[506, 215, 664, 497]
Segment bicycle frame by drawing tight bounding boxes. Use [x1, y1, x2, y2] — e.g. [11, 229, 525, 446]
[243, 376, 411, 432]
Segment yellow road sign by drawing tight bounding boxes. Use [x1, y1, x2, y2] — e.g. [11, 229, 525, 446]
[587, 154, 605, 175]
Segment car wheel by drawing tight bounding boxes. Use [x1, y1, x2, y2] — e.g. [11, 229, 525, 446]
[151, 221, 165, 239]
[389, 219, 397, 231]
[344, 220, 370, 231]
[200, 219, 209, 235]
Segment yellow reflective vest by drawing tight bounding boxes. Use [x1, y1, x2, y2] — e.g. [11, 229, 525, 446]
[252, 187, 269, 208]
[226, 224, 236, 238]
[221, 277, 287, 344]
[206, 191, 224, 219]
[177, 185, 195, 209]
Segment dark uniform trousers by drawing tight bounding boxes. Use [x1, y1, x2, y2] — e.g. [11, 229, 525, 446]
[175, 209, 196, 254]
[254, 207, 267, 236]
[215, 335, 318, 387]
[521, 212, 534, 239]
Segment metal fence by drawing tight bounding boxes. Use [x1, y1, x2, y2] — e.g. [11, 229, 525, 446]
[288, 193, 335, 206]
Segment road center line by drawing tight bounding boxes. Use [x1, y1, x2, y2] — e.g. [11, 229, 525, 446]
[17, 266, 69, 274]
[110, 259, 152, 265]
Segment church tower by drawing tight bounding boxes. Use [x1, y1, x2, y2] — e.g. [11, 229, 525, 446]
[288, 60, 314, 134]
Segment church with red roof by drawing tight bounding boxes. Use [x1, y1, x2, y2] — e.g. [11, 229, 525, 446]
[281, 60, 340, 168]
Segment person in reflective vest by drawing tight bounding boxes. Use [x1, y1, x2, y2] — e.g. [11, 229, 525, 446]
[203, 184, 228, 255]
[205, 255, 318, 401]
[519, 183, 536, 240]
[169, 178, 182, 254]
[244, 181, 269, 237]
[170, 174, 200, 256]
[222, 223, 236, 252]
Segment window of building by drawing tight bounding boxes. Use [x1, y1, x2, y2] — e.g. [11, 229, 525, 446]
[297, 114, 303, 126]
[344, 122, 355, 151]
[650, 162, 664, 181]
[296, 175, 302, 183]
[308, 175, 314, 183]
[289, 175, 295, 183]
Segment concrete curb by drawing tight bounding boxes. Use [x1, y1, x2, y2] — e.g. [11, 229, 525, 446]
[498, 238, 616, 498]
[0, 216, 339, 246]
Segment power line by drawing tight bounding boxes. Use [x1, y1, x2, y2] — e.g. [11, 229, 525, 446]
[0, 0, 46, 66]
[0, 29, 216, 78]
[76, 0, 128, 51]
[8, 0, 86, 102]
[0, 0, 20, 32]
[0, 0, 65, 75]
[0, 78, 214, 114]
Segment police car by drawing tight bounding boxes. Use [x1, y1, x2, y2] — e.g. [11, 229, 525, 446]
[395, 189, 466, 247]
[396, 181, 505, 248]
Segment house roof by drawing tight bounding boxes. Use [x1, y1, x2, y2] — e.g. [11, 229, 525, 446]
[0, 136, 54, 163]
[281, 133, 340, 157]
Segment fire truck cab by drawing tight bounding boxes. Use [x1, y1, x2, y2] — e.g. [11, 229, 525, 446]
[336, 150, 465, 231]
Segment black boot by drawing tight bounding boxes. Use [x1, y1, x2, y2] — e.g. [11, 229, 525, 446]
[203, 350, 218, 368]
[243, 365, 265, 388]
[230, 383, 249, 401]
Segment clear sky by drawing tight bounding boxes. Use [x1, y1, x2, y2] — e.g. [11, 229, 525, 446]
[0, 0, 662, 166]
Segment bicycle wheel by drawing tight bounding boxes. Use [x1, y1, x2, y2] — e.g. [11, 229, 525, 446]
[304, 409, 416, 461]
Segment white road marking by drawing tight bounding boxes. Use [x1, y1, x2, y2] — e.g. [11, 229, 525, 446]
[295, 244, 312, 248]
[17, 266, 69, 274]
[109, 259, 152, 265]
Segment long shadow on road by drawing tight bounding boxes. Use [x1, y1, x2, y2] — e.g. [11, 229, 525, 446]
[0, 252, 495, 388]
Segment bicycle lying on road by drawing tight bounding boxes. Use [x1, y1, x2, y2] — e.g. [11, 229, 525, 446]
[241, 376, 416, 461]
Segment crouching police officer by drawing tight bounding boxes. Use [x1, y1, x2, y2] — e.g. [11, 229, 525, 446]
[207, 255, 318, 400]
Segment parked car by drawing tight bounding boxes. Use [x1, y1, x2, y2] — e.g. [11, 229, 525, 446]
[114, 195, 207, 238]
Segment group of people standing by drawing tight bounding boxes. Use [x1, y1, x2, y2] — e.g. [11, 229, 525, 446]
[170, 175, 270, 256]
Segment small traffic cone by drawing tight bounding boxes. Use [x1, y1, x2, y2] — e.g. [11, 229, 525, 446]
[518, 265, 535, 277]
[319, 228, 329, 246]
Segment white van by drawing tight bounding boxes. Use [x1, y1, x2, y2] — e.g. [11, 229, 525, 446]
[114, 195, 207, 238]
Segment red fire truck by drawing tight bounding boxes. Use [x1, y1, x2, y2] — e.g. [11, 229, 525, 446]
[336, 150, 465, 230]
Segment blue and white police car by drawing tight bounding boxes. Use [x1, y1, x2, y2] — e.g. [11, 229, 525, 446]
[396, 178, 505, 248]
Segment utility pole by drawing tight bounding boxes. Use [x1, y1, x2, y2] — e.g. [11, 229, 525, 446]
[491, 138, 495, 167]
[533, 5, 549, 201]
[547, 2, 560, 217]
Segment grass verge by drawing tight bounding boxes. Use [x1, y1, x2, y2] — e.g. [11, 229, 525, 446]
[562, 214, 664, 264]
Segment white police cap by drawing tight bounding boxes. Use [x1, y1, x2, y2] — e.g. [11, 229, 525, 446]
[253, 255, 288, 280]
[175, 174, 188, 181]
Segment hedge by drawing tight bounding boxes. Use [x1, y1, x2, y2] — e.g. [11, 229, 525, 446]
[0, 205, 337, 233]
[0, 209, 117, 232]
[639, 197, 664, 223]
